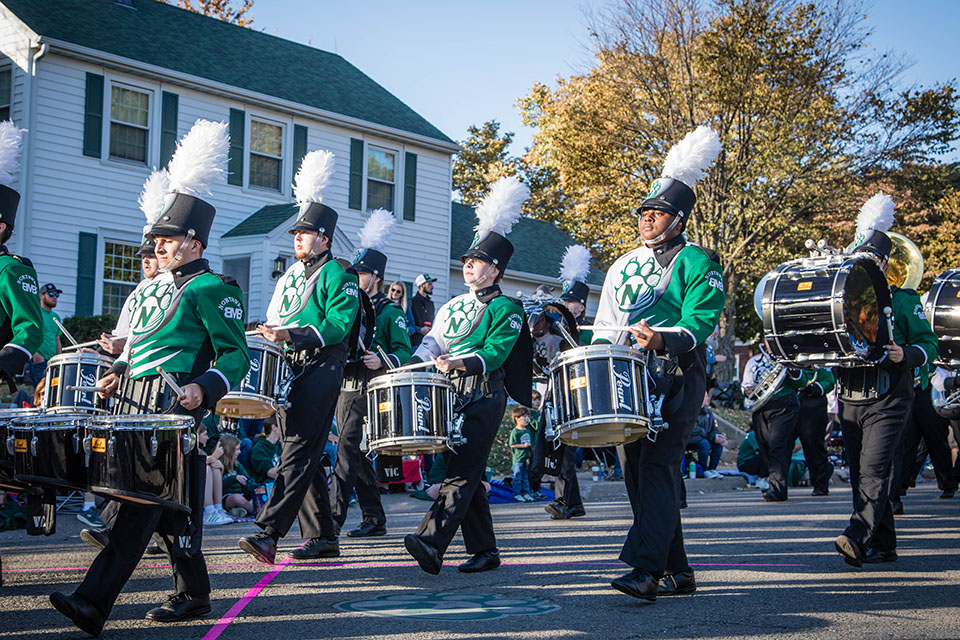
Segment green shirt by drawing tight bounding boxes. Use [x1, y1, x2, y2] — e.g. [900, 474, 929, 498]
[0, 251, 43, 373]
[38, 308, 61, 360]
[222, 460, 253, 496]
[249, 436, 282, 484]
[509, 426, 532, 463]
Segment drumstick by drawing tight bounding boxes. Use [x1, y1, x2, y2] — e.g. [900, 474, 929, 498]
[883, 306, 895, 344]
[62, 339, 103, 351]
[156, 366, 185, 398]
[66, 385, 103, 393]
[53, 316, 79, 347]
[376, 346, 396, 371]
[391, 353, 478, 374]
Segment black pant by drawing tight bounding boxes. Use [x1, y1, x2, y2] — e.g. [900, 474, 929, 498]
[415, 389, 506, 557]
[796, 393, 833, 493]
[329, 388, 385, 530]
[553, 444, 583, 509]
[256, 356, 343, 540]
[752, 393, 800, 500]
[895, 385, 957, 494]
[840, 374, 912, 552]
[617, 365, 704, 578]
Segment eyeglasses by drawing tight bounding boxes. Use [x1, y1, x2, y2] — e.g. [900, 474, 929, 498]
[390, 288, 403, 294]
[45, 292, 60, 298]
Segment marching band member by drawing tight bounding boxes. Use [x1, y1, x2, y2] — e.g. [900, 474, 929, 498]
[239, 150, 360, 564]
[51, 120, 250, 635]
[591, 126, 725, 602]
[0, 122, 43, 588]
[329, 209, 411, 538]
[833, 193, 938, 567]
[403, 176, 532, 574]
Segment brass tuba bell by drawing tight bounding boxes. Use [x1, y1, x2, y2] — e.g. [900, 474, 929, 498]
[885, 232, 924, 291]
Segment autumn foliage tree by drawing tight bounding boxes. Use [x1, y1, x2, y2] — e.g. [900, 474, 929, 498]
[159, 0, 254, 27]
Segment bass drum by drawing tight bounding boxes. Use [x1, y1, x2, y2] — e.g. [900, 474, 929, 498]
[925, 269, 960, 368]
[760, 256, 891, 367]
[0, 407, 44, 492]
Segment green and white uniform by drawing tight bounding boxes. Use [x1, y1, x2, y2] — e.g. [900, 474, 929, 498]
[112, 277, 154, 339]
[113, 259, 249, 407]
[0, 246, 43, 380]
[369, 292, 412, 368]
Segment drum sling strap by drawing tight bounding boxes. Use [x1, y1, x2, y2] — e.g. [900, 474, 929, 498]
[837, 365, 899, 404]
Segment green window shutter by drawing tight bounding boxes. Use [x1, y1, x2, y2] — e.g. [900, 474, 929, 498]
[83, 73, 104, 158]
[75, 232, 97, 315]
[228, 108, 245, 186]
[292, 124, 308, 178]
[159, 91, 179, 167]
[403, 152, 417, 221]
[348, 138, 364, 210]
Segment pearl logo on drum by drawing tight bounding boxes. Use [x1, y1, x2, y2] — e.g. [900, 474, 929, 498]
[612, 368, 633, 411]
[414, 394, 432, 434]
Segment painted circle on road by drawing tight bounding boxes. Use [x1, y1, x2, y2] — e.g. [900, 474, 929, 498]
[334, 592, 559, 621]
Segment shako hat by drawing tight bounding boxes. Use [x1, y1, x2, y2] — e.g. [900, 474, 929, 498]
[558, 244, 592, 305]
[290, 150, 338, 238]
[148, 119, 229, 247]
[851, 192, 895, 261]
[0, 121, 25, 231]
[353, 208, 396, 277]
[639, 126, 722, 220]
[461, 176, 529, 273]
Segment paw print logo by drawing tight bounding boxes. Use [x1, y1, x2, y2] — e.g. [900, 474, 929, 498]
[278, 269, 307, 319]
[132, 280, 176, 335]
[444, 298, 479, 339]
[615, 256, 663, 312]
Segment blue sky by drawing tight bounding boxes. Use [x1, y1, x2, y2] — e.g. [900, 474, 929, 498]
[253, 0, 959, 159]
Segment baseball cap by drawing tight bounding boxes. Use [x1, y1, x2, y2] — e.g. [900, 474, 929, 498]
[414, 274, 437, 287]
[41, 283, 63, 295]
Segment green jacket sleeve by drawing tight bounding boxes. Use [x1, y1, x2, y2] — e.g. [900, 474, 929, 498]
[0, 259, 43, 378]
[376, 305, 413, 368]
[663, 252, 726, 356]
[462, 297, 523, 375]
[191, 278, 250, 409]
[894, 290, 939, 369]
[288, 265, 360, 350]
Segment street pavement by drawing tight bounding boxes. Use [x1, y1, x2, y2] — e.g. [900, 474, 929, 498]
[1, 481, 958, 639]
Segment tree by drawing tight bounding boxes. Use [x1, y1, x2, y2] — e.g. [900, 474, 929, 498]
[519, 0, 958, 370]
[159, 0, 254, 27]
[452, 121, 517, 206]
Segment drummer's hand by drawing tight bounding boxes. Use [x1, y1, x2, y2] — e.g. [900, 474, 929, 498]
[98, 373, 120, 399]
[885, 343, 905, 363]
[178, 383, 204, 411]
[97, 333, 126, 355]
[258, 324, 291, 344]
[433, 354, 464, 373]
[628, 320, 665, 351]
[362, 351, 383, 370]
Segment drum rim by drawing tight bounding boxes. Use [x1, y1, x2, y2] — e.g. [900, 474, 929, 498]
[87, 414, 194, 429]
[244, 335, 287, 354]
[554, 414, 650, 429]
[9, 413, 90, 428]
[47, 352, 114, 366]
[368, 371, 456, 390]
[550, 343, 646, 367]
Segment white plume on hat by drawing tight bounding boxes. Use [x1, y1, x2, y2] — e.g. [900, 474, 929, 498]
[294, 149, 335, 209]
[166, 119, 229, 197]
[856, 192, 896, 235]
[662, 125, 722, 186]
[0, 121, 24, 187]
[475, 176, 529, 237]
[357, 208, 395, 251]
[559, 244, 591, 283]
[139, 170, 170, 229]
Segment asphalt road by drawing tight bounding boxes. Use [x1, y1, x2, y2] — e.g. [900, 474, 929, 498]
[2, 482, 959, 639]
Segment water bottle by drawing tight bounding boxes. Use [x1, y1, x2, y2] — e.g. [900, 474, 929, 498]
[688, 460, 697, 478]
[591, 465, 600, 482]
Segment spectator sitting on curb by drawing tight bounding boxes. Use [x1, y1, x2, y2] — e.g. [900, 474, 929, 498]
[220, 434, 256, 518]
[249, 417, 282, 485]
[689, 391, 728, 479]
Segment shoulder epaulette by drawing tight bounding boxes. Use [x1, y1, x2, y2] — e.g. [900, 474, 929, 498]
[0, 252, 33, 268]
[685, 241, 721, 266]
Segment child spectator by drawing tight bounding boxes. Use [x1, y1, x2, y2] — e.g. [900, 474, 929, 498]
[199, 433, 233, 526]
[249, 418, 282, 485]
[220, 434, 256, 517]
[509, 406, 534, 502]
[689, 391, 728, 478]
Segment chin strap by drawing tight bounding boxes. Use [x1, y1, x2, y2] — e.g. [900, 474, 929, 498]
[642, 214, 683, 247]
[158, 229, 196, 274]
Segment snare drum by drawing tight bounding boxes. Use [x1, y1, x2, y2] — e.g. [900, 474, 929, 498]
[365, 371, 454, 456]
[44, 352, 112, 413]
[925, 269, 960, 368]
[216, 336, 289, 419]
[85, 414, 196, 513]
[0, 407, 43, 491]
[548, 344, 651, 447]
[760, 255, 892, 367]
[10, 413, 89, 491]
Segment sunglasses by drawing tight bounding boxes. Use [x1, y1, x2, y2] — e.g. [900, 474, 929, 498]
[45, 292, 61, 298]
[390, 288, 403, 293]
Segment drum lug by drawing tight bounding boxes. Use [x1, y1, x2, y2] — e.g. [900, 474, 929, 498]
[82, 434, 93, 455]
[108, 436, 116, 458]
[181, 433, 196, 455]
[360, 417, 369, 453]
[73, 432, 81, 454]
[30, 436, 38, 457]
[150, 433, 158, 457]
[5, 435, 14, 456]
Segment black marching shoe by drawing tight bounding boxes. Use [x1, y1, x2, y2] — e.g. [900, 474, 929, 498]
[404, 534, 442, 575]
[80, 527, 110, 551]
[238, 532, 277, 565]
[835, 534, 864, 568]
[145, 592, 211, 622]
[145, 539, 164, 555]
[762, 491, 787, 502]
[545, 502, 586, 520]
[289, 536, 340, 559]
[863, 548, 898, 564]
[811, 488, 829, 496]
[940, 488, 956, 499]
[50, 591, 106, 638]
[459, 549, 501, 573]
[348, 520, 387, 537]
[611, 569, 658, 602]
[658, 569, 697, 596]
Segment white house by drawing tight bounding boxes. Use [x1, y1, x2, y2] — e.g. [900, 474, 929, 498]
[0, 0, 459, 322]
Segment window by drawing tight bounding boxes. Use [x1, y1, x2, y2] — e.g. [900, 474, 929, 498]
[109, 85, 150, 163]
[222, 257, 250, 308]
[249, 119, 282, 190]
[102, 241, 140, 315]
[0, 68, 10, 121]
[367, 147, 396, 211]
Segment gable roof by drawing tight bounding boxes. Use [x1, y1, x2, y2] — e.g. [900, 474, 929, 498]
[222, 202, 353, 251]
[450, 202, 604, 286]
[3, 0, 453, 144]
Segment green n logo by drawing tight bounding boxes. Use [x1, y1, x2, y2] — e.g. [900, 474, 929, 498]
[136, 307, 155, 328]
[448, 317, 465, 335]
[618, 283, 642, 308]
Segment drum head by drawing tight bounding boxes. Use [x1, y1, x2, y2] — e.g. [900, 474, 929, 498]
[840, 258, 891, 361]
[216, 394, 277, 419]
